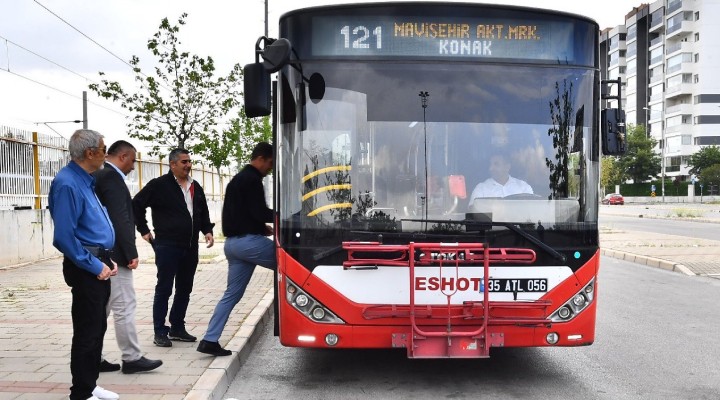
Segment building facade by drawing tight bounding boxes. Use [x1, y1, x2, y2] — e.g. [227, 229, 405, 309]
[600, 0, 720, 182]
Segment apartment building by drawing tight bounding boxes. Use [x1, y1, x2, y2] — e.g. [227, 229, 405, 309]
[600, 0, 720, 181]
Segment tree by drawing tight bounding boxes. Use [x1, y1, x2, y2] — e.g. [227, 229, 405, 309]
[601, 156, 623, 192]
[89, 14, 242, 156]
[687, 145, 720, 176]
[231, 109, 272, 168]
[617, 124, 661, 183]
[700, 164, 720, 191]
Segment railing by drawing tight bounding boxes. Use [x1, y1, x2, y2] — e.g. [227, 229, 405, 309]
[665, 43, 682, 54]
[0, 125, 232, 210]
[650, 36, 664, 47]
[667, 0, 682, 14]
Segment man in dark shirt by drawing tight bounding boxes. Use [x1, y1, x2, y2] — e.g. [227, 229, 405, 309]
[93, 140, 162, 374]
[133, 148, 215, 347]
[197, 142, 276, 356]
[49, 129, 119, 400]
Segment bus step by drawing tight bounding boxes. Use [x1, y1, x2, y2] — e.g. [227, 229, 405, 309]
[391, 332, 504, 358]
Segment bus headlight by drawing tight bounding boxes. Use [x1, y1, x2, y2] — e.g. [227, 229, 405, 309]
[557, 306, 572, 320]
[572, 294, 586, 307]
[311, 307, 326, 320]
[285, 279, 345, 324]
[549, 279, 595, 322]
[295, 294, 309, 307]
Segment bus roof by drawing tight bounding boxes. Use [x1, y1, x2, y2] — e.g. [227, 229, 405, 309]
[279, 2, 599, 28]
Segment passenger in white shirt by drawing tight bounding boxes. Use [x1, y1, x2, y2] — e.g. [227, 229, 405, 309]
[469, 154, 533, 203]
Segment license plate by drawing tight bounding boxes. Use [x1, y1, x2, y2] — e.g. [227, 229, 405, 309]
[486, 278, 547, 292]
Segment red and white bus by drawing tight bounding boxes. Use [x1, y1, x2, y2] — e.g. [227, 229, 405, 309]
[244, 2, 625, 358]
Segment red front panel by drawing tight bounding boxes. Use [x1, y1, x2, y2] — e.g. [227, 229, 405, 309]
[277, 247, 598, 354]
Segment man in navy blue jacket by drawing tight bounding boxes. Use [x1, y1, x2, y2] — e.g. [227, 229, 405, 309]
[132, 148, 215, 347]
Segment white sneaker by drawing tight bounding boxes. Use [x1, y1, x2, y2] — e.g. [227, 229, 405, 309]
[92, 386, 119, 400]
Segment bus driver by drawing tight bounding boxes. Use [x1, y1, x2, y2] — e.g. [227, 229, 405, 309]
[468, 153, 533, 203]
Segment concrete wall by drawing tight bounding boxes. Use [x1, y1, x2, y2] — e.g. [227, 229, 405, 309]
[0, 200, 223, 268]
[0, 209, 60, 267]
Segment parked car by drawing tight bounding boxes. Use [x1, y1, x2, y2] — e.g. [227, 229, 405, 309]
[602, 193, 624, 205]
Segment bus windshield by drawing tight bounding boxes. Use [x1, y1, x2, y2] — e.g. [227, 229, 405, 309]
[278, 61, 599, 268]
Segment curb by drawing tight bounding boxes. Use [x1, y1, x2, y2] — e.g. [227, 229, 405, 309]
[185, 288, 274, 400]
[601, 248, 695, 276]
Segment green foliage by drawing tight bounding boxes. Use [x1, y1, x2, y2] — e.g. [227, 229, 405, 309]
[228, 108, 272, 169]
[88, 14, 242, 157]
[688, 146, 720, 176]
[700, 164, 720, 186]
[601, 156, 623, 191]
[617, 124, 661, 183]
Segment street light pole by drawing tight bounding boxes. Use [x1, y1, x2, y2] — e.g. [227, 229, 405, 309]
[644, 107, 665, 202]
[661, 125, 665, 203]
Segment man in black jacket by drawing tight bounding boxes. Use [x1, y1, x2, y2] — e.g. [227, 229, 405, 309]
[132, 148, 215, 347]
[93, 140, 163, 374]
[197, 142, 275, 356]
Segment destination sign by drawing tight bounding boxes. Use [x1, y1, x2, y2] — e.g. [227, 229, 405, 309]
[311, 16, 582, 63]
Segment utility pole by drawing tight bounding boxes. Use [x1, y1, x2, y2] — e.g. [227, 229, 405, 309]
[82, 91, 88, 129]
[265, 0, 268, 38]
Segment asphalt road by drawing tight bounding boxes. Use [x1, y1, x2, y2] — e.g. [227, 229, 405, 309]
[599, 213, 720, 241]
[223, 256, 720, 400]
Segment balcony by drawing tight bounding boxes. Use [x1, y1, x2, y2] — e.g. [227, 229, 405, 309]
[665, 84, 693, 99]
[650, 74, 665, 85]
[667, 0, 682, 15]
[650, 36, 664, 48]
[666, 21, 694, 40]
[626, 46, 637, 59]
[667, 41, 693, 57]
[666, 62, 694, 78]
[649, 11, 665, 32]
[650, 55, 664, 66]
[665, 104, 692, 116]
[649, 93, 665, 103]
[664, 124, 693, 137]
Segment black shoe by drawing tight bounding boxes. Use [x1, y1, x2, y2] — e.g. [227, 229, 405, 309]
[153, 334, 172, 347]
[168, 329, 197, 342]
[99, 359, 120, 372]
[122, 356, 163, 374]
[197, 339, 232, 356]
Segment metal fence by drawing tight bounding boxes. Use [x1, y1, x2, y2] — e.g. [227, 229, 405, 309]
[0, 125, 231, 210]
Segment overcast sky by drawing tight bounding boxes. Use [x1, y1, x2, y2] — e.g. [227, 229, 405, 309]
[0, 0, 642, 150]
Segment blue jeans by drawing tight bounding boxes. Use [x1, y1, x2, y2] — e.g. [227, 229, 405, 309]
[203, 235, 276, 342]
[153, 243, 199, 335]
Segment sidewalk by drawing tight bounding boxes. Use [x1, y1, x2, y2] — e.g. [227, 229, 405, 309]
[0, 239, 274, 400]
[1, 204, 718, 399]
[599, 203, 720, 278]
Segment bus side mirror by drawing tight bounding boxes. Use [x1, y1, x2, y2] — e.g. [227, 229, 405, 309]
[601, 108, 626, 155]
[244, 62, 271, 117]
[243, 38, 293, 118]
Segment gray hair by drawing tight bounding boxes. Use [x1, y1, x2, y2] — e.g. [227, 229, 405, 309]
[68, 129, 103, 161]
[168, 148, 190, 164]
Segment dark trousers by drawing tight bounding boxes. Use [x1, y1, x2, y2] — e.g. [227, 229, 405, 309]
[63, 257, 110, 400]
[153, 243, 199, 335]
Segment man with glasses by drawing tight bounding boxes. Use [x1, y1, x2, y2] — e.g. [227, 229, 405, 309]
[133, 148, 215, 347]
[93, 140, 162, 374]
[49, 129, 119, 400]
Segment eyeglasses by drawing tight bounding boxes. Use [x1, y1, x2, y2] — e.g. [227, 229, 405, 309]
[91, 146, 107, 154]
